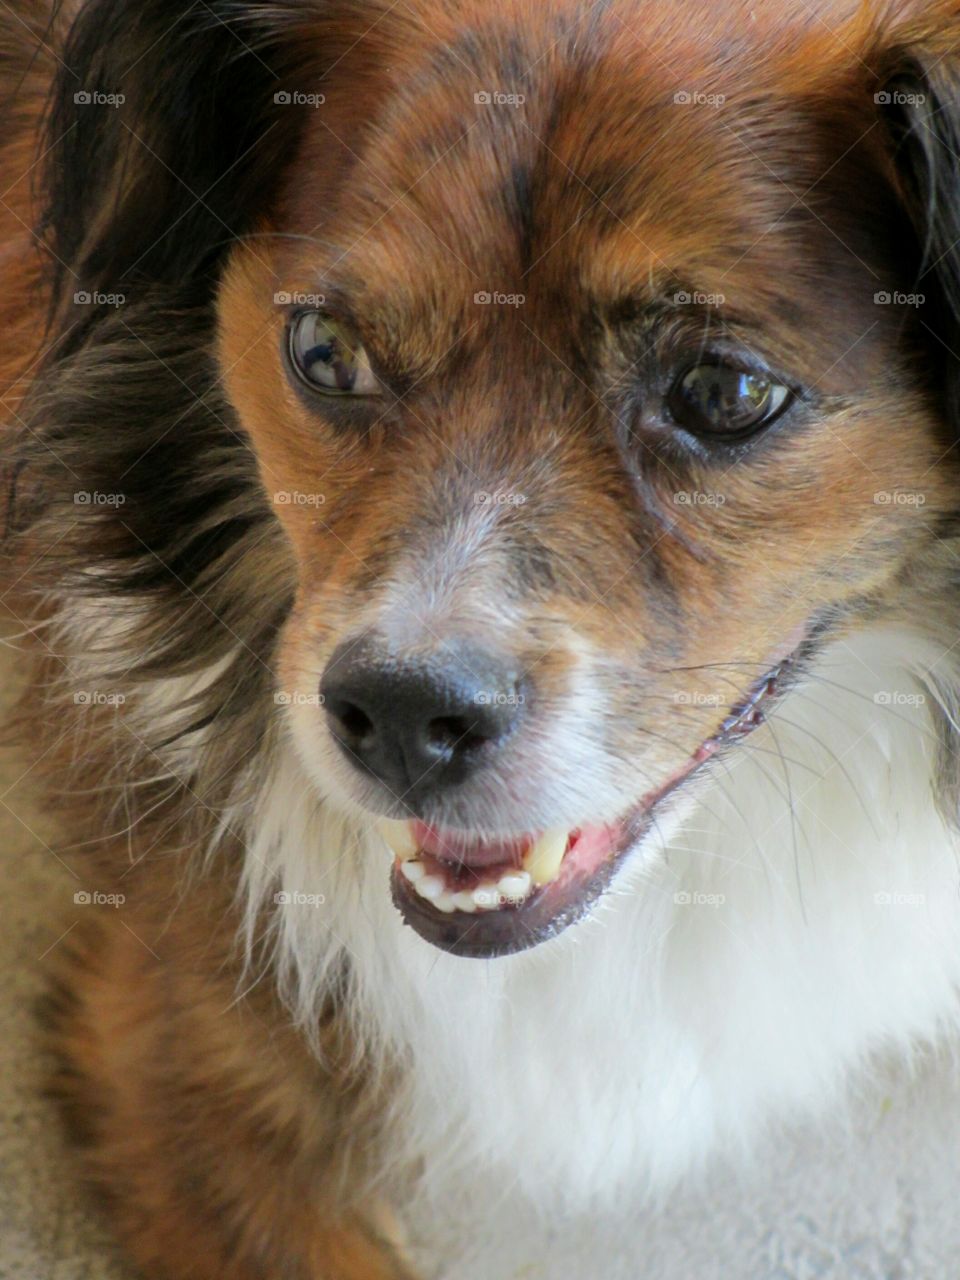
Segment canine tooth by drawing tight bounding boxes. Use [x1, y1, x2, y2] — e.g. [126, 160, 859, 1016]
[400, 859, 427, 884]
[522, 828, 569, 886]
[451, 891, 477, 913]
[415, 875, 445, 901]
[379, 819, 418, 859]
[498, 870, 532, 902]
[433, 892, 457, 914]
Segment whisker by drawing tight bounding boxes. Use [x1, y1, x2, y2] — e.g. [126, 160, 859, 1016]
[765, 718, 807, 923]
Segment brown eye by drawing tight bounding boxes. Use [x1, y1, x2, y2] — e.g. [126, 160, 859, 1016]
[288, 312, 380, 396]
[668, 363, 791, 438]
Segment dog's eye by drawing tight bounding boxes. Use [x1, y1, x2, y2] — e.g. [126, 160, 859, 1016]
[667, 363, 791, 438]
[288, 312, 380, 396]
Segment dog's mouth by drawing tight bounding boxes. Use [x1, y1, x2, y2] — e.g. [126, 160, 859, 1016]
[382, 655, 798, 958]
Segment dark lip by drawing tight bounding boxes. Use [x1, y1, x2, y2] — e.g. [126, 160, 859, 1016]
[391, 641, 815, 959]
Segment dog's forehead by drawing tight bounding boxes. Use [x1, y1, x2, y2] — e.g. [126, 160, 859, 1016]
[274, 1, 906, 385]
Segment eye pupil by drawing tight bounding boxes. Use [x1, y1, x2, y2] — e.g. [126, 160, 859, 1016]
[288, 311, 379, 396]
[669, 363, 789, 438]
[305, 332, 353, 390]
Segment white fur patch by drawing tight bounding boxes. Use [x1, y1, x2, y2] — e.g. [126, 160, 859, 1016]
[232, 624, 960, 1271]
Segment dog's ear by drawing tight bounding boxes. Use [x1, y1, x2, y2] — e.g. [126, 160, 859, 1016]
[43, 0, 303, 338]
[876, 26, 960, 420]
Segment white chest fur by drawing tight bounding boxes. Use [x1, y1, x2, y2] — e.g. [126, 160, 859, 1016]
[242, 626, 960, 1272]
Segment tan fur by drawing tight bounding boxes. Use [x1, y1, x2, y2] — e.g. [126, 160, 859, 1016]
[5, 1, 960, 1277]
[221, 0, 960, 783]
[0, 7, 58, 426]
[41, 853, 414, 1280]
[0, 11, 416, 1271]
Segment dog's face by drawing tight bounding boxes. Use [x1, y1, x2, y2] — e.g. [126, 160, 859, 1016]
[215, 0, 960, 954]
[30, 0, 960, 957]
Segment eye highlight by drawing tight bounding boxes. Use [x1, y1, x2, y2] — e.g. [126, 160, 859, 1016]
[287, 311, 381, 396]
[667, 362, 792, 439]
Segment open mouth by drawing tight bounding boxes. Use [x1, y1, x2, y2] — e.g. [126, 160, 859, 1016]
[382, 655, 797, 958]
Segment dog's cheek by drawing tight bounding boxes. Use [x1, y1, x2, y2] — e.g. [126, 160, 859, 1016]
[215, 247, 402, 664]
[216, 244, 347, 558]
[593, 393, 947, 724]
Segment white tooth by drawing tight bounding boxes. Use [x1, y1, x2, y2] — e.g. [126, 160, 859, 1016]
[451, 891, 477, 914]
[497, 870, 532, 902]
[379, 818, 418, 860]
[400, 859, 427, 884]
[415, 875, 445, 901]
[473, 885, 503, 911]
[522, 828, 569, 886]
[433, 892, 457, 913]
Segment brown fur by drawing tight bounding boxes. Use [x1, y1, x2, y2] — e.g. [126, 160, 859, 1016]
[5, 1, 960, 1277]
[40, 851, 413, 1280]
[0, 6, 59, 447]
[222, 0, 960, 802]
[0, 13, 413, 1272]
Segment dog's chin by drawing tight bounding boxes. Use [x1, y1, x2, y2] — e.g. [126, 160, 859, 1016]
[377, 654, 798, 959]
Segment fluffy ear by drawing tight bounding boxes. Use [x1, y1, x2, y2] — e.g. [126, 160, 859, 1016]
[42, 0, 303, 338]
[11, 0, 326, 670]
[876, 26, 960, 420]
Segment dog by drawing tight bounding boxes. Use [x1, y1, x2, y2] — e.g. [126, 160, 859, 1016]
[4, 0, 960, 1275]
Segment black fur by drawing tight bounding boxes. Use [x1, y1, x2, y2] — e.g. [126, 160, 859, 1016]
[44, 0, 294, 336]
[5, 0, 317, 829]
[879, 44, 960, 429]
[6, 0, 960, 842]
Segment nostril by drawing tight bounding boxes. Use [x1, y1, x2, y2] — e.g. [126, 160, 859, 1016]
[320, 636, 528, 793]
[331, 700, 375, 747]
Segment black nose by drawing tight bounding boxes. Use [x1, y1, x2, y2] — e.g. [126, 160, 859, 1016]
[320, 637, 525, 798]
